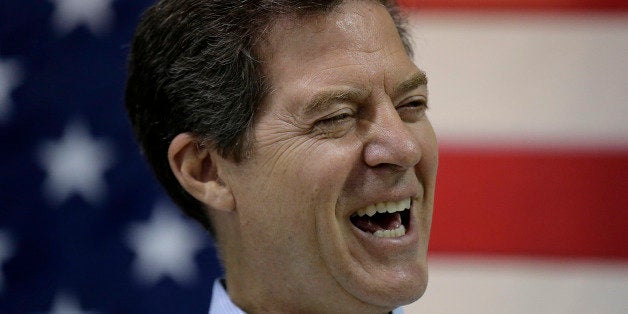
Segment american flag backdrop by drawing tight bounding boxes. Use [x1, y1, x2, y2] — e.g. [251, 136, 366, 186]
[1, 0, 627, 313]
[1, 1, 221, 313]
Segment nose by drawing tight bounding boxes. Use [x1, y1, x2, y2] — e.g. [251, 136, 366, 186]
[362, 104, 421, 170]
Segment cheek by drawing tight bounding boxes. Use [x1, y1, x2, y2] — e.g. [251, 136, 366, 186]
[231, 140, 360, 271]
[235, 139, 358, 230]
[417, 121, 438, 179]
[416, 122, 437, 237]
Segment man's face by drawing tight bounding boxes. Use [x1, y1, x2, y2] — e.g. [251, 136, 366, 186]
[218, 0, 437, 311]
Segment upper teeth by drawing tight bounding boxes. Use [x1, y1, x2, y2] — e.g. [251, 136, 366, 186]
[353, 198, 411, 217]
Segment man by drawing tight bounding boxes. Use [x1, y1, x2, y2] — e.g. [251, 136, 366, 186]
[125, 0, 438, 313]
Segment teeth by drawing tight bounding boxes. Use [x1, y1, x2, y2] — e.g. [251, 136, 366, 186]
[350, 198, 412, 238]
[367, 204, 377, 217]
[374, 225, 406, 238]
[376, 202, 387, 214]
[353, 197, 411, 218]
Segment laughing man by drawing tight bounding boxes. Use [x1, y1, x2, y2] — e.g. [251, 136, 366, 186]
[125, 0, 438, 313]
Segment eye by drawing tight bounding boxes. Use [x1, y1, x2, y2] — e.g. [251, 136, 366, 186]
[397, 97, 428, 122]
[400, 97, 428, 109]
[316, 108, 356, 125]
[313, 109, 356, 136]
[319, 112, 352, 125]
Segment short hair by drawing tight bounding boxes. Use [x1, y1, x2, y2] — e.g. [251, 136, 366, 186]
[125, 0, 413, 235]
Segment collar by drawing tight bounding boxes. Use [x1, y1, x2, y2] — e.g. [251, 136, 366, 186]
[208, 279, 246, 314]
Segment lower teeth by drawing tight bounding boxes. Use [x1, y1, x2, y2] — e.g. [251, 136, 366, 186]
[373, 225, 406, 238]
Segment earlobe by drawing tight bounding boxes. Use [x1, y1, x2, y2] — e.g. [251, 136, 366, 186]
[168, 133, 235, 212]
[204, 180, 235, 212]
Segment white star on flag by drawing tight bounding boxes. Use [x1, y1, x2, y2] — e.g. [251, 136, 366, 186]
[49, 0, 116, 36]
[47, 291, 98, 314]
[0, 230, 15, 292]
[0, 58, 23, 122]
[37, 118, 115, 207]
[126, 200, 207, 287]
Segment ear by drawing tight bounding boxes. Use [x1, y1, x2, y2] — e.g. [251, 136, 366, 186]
[168, 133, 235, 212]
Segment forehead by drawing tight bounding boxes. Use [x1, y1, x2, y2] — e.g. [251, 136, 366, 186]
[265, 2, 391, 58]
[259, 1, 417, 101]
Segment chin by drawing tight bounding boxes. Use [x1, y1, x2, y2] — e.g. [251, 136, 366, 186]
[346, 259, 429, 310]
[381, 266, 428, 306]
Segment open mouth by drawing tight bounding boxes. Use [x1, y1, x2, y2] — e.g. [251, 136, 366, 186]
[350, 198, 411, 238]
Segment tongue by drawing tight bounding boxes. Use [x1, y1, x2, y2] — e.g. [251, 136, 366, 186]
[351, 212, 403, 233]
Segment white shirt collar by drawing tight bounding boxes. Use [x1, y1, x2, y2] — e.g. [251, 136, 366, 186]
[208, 279, 246, 314]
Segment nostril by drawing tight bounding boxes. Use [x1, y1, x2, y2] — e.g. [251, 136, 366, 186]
[362, 132, 421, 169]
[371, 163, 405, 173]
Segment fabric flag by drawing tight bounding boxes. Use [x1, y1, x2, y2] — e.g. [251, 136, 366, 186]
[1, 0, 626, 313]
[2, 1, 220, 313]
[401, 0, 628, 313]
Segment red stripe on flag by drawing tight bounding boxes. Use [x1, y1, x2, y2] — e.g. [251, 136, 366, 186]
[430, 147, 628, 259]
[398, 0, 628, 11]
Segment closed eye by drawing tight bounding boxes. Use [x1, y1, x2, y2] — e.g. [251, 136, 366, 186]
[313, 109, 356, 137]
[397, 97, 428, 122]
[401, 98, 427, 109]
[318, 112, 353, 125]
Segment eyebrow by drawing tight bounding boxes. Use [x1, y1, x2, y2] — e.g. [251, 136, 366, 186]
[302, 88, 368, 117]
[392, 70, 428, 98]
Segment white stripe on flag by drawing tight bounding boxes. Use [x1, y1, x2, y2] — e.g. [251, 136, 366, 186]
[408, 12, 628, 150]
[402, 11, 628, 314]
[405, 255, 628, 314]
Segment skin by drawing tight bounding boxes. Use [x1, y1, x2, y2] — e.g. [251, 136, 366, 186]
[169, 1, 437, 313]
